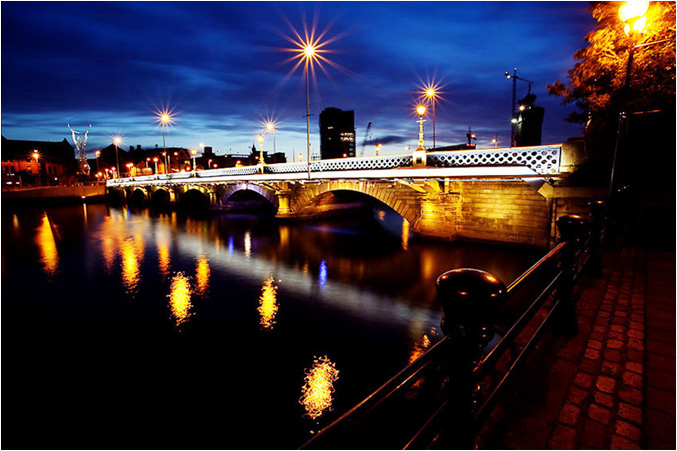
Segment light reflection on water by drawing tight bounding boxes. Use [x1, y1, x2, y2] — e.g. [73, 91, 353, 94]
[36, 213, 58, 277]
[257, 275, 279, 329]
[194, 255, 210, 296]
[299, 355, 340, 420]
[168, 272, 192, 327]
[7, 204, 542, 447]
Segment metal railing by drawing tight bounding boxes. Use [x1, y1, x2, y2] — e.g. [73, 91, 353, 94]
[106, 144, 562, 187]
[300, 200, 606, 450]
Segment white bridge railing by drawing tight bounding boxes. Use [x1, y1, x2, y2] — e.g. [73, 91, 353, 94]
[107, 145, 561, 187]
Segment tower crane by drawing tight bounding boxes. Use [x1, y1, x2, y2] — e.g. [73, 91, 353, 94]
[360, 122, 372, 157]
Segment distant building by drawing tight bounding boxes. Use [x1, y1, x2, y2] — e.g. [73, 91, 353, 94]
[319, 107, 356, 159]
[1, 136, 76, 186]
[515, 94, 544, 147]
[245, 144, 287, 166]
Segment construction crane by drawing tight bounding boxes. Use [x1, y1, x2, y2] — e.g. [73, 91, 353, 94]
[360, 122, 372, 157]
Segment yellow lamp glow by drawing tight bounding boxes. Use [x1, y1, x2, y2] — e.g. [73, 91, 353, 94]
[257, 134, 264, 144]
[416, 105, 426, 116]
[426, 88, 435, 98]
[303, 44, 316, 58]
[619, 0, 649, 35]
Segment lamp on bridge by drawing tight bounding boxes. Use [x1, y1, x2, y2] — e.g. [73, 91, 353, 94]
[413, 104, 428, 168]
[113, 136, 122, 178]
[256, 133, 266, 174]
[190, 148, 198, 173]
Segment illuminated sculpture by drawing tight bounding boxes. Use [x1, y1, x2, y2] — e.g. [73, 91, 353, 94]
[68, 123, 91, 175]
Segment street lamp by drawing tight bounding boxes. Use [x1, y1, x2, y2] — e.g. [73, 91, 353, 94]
[413, 105, 427, 167]
[265, 121, 277, 154]
[153, 157, 159, 176]
[95, 150, 101, 178]
[190, 148, 198, 173]
[113, 136, 122, 178]
[609, 0, 651, 200]
[257, 134, 265, 164]
[504, 68, 533, 146]
[425, 87, 437, 151]
[32, 150, 40, 185]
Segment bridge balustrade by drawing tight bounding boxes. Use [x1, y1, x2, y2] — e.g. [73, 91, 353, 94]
[300, 201, 606, 450]
[427, 145, 561, 175]
[106, 145, 562, 186]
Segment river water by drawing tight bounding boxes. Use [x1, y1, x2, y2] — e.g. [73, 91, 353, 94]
[1, 203, 541, 449]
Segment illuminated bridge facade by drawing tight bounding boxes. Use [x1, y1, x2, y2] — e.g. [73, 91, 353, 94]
[107, 145, 600, 248]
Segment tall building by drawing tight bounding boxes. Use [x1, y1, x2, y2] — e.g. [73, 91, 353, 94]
[319, 107, 356, 159]
[515, 94, 544, 147]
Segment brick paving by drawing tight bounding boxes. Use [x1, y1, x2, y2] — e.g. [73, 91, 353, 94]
[543, 246, 675, 450]
[480, 244, 675, 450]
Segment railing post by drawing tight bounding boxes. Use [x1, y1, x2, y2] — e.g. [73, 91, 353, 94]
[587, 200, 606, 277]
[436, 268, 506, 449]
[555, 214, 588, 334]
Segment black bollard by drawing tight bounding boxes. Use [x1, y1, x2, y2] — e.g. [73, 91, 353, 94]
[555, 214, 588, 334]
[587, 200, 606, 277]
[435, 268, 506, 449]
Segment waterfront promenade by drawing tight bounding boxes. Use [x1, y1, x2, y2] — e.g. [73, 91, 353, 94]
[481, 241, 675, 449]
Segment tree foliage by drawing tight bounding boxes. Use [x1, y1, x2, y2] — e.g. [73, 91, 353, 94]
[547, 1, 676, 132]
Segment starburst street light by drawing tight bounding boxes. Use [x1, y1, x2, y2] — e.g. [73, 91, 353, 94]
[419, 80, 444, 151]
[278, 14, 346, 178]
[112, 135, 123, 178]
[155, 108, 176, 171]
[263, 119, 278, 154]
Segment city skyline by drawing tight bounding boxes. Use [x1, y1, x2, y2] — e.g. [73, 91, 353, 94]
[1, 1, 596, 161]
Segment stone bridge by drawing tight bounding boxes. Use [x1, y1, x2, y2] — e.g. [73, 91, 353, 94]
[107, 144, 603, 248]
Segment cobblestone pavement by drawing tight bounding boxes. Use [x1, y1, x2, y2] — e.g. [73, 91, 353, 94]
[483, 245, 675, 450]
[545, 246, 675, 450]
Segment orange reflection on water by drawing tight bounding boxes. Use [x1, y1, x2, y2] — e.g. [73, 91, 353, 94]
[36, 213, 59, 276]
[169, 272, 192, 326]
[195, 255, 210, 296]
[120, 238, 140, 295]
[409, 334, 431, 364]
[402, 219, 410, 251]
[257, 275, 279, 329]
[158, 241, 171, 278]
[299, 356, 339, 420]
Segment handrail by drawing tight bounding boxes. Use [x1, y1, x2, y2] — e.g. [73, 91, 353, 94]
[296, 202, 606, 450]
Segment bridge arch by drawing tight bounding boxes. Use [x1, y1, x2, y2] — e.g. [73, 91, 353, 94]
[179, 187, 210, 212]
[289, 180, 421, 224]
[220, 183, 279, 210]
[128, 187, 149, 205]
[150, 187, 174, 209]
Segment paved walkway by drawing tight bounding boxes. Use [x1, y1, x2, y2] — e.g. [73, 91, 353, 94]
[481, 244, 675, 449]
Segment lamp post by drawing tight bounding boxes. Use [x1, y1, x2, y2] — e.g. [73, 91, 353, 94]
[425, 88, 437, 151]
[304, 44, 315, 179]
[95, 150, 101, 178]
[32, 150, 40, 185]
[504, 68, 533, 146]
[266, 122, 276, 154]
[413, 105, 428, 167]
[160, 113, 170, 156]
[113, 136, 122, 178]
[609, 0, 650, 200]
[190, 148, 198, 173]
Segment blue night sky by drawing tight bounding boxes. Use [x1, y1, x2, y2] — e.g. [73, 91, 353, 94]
[1, 1, 596, 161]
